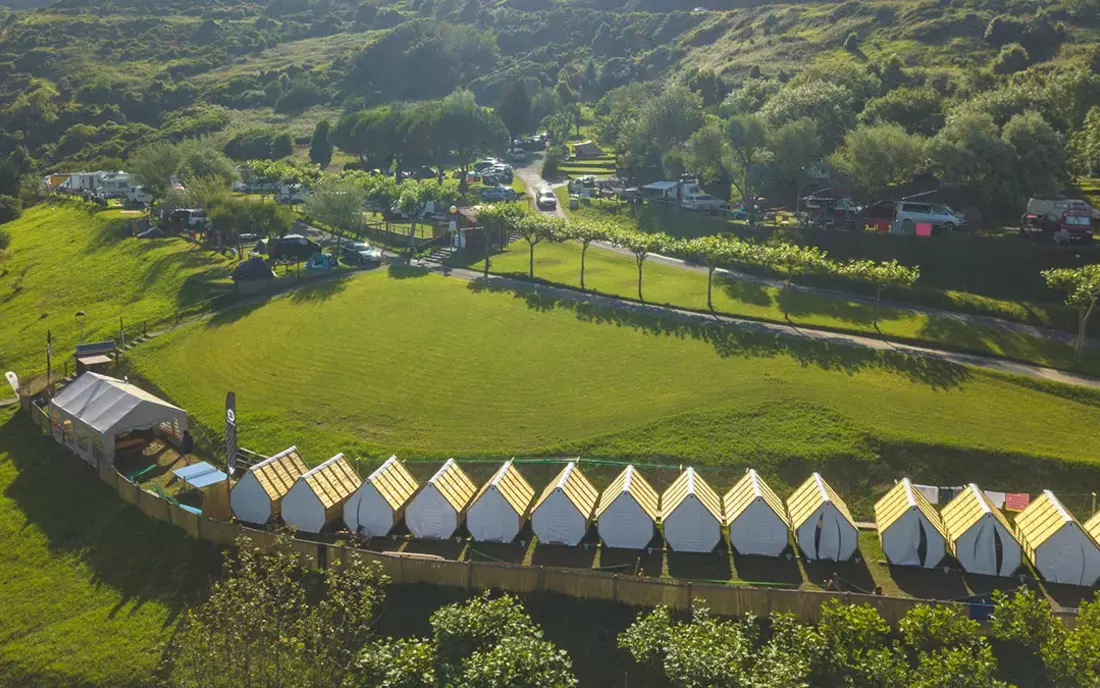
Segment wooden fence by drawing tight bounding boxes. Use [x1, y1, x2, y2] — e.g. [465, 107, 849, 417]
[20, 402, 1079, 628]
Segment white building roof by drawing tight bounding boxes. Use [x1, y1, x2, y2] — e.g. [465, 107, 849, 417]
[51, 372, 184, 434]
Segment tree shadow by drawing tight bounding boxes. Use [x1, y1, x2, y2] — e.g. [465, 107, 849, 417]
[667, 546, 734, 582]
[531, 524, 599, 568]
[803, 554, 877, 594]
[598, 534, 664, 577]
[889, 563, 970, 601]
[387, 263, 431, 280]
[718, 275, 773, 308]
[731, 550, 803, 587]
[468, 540, 528, 565]
[0, 412, 222, 627]
[781, 287, 890, 329]
[466, 278, 973, 390]
[404, 538, 466, 559]
[288, 272, 352, 304]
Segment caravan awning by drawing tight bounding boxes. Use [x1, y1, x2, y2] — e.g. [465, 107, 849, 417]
[641, 181, 678, 191]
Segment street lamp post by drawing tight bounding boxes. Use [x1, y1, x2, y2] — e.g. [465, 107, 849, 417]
[75, 311, 86, 344]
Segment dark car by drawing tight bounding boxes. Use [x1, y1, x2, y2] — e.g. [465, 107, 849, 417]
[340, 242, 383, 266]
[536, 189, 557, 210]
[267, 234, 321, 263]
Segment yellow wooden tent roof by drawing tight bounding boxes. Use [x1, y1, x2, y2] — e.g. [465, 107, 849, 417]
[1015, 490, 1082, 559]
[366, 455, 419, 512]
[596, 465, 660, 521]
[724, 469, 788, 525]
[533, 461, 599, 517]
[660, 468, 723, 522]
[941, 484, 1017, 544]
[427, 458, 477, 512]
[300, 453, 361, 509]
[1084, 509, 1100, 545]
[472, 460, 535, 516]
[874, 478, 947, 538]
[787, 473, 856, 530]
[250, 445, 309, 502]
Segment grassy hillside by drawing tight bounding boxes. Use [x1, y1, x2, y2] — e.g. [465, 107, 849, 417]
[0, 203, 232, 376]
[0, 406, 222, 687]
[128, 266, 1100, 517]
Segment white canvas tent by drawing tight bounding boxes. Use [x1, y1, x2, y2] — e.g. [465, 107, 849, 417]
[941, 484, 1022, 577]
[231, 446, 309, 524]
[1015, 490, 1100, 586]
[281, 453, 362, 533]
[405, 459, 477, 539]
[724, 469, 790, 557]
[875, 478, 948, 568]
[661, 468, 724, 553]
[595, 465, 660, 550]
[48, 372, 188, 465]
[343, 455, 419, 537]
[531, 462, 599, 546]
[466, 460, 535, 543]
[787, 473, 859, 561]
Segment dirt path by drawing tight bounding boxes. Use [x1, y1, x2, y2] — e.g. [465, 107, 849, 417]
[514, 155, 566, 219]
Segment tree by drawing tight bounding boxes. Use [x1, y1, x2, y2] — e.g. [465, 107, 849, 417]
[1002, 110, 1064, 195]
[838, 259, 919, 328]
[760, 80, 857, 147]
[844, 31, 860, 52]
[991, 587, 1062, 652]
[562, 220, 607, 291]
[993, 43, 1030, 74]
[723, 115, 768, 221]
[440, 89, 508, 192]
[171, 533, 388, 688]
[860, 87, 945, 137]
[130, 141, 183, 200]
[899, 604, 982, 655]
[829, 123, 927, 202]
[349, 594, 577, 688]
[310, 119, 333, 168]
[495, 79, 532, 138]
[686, 120, 732, 199]
[0, 194, 20, 225]
[514, 212, 563, 279]
[756, 242, 830, 317]
[766, 117, 821, 206]
[304, 178, 367, 249]
[475, 203, 528, 278]
[1045, 591, 1100, 687]
[396, 181, 445, 256]
[177, 141, 237, 188]
[1043, 264, 1100, 364]
[614, 85, 706, 181]
[927, 113, 1019, 211]
[609, 229, 668, 302]
[540, 110, 572, 148]
[685, 235, 746, 310]
[1069, 106, 1100, 175]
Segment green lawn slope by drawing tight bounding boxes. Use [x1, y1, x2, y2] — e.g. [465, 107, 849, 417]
[459, 238, 1100, 375]
[0, 203, 232, 376]
[0, 406, 221, 688]
[128, 267, 1100, 517]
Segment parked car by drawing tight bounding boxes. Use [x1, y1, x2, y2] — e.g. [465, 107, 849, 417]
[895, 202, 965, 232]
[508, 149, 529, 162]
[411, 166, 437, 180]
[1022, 197, 1094, 242]
[536, 189, 557, 210]
[170, 208, 207, 228]
[473, 159, 502, 172]
[136, 227, 165, 239]
[305, 253, 338, 270]
[267, 234, 321, 262]
[481, 186, 517, 202]
[681, 193, 727, 213]
[341, 241, 383, 266]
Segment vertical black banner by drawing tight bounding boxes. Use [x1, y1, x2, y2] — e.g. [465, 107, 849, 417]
[225, 391, 237, 474]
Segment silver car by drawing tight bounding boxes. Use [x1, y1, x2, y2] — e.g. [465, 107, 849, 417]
[896, 202, 965, 231]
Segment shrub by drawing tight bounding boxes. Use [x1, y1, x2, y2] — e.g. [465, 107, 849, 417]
[542, 147, 564, 178]
[0, 194, 21, 224]
[0, 229, 10, 251]
[844, 32, 860, 52]
[993, 43, 1030, 74]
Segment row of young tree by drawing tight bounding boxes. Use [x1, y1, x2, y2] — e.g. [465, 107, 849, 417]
[172, 535, 1100, 688]
[476, 203, 919, 327]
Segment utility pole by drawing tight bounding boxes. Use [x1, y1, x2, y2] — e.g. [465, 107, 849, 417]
[45, 330, 52, 396]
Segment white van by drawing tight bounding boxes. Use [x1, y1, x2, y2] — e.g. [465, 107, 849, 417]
[681, 193, 727, 212]
[896, 202, 965, 231]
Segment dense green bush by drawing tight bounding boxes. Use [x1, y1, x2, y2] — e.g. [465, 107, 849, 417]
[0, 194, 21, 224]
[993, 43, 1030, 74]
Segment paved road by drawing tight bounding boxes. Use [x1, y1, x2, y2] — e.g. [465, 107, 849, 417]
[416, 260, 1100, 390]
[515, 155, 566, 219]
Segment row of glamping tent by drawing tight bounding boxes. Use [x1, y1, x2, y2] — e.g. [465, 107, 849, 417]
[875, 479, 1100, 586]
[228, 452, 863, 560]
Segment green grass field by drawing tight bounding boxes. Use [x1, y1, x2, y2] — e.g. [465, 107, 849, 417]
[0, 203, 233, 376]
[458, 238, 1100, 376]
[0, 405, 222, 687]
[127, 267, 1100, 519]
